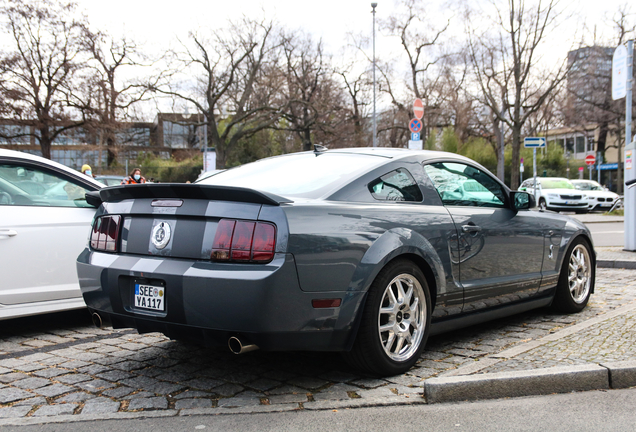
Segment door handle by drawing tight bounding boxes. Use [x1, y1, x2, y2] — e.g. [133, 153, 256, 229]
[0, 229, 18, 238]
[461, 224, 482, 233]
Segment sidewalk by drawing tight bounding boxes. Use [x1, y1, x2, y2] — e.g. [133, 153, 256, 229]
[568, 213, 636, 268]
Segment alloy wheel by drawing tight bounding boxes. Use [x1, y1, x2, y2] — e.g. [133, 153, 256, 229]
[568, 244, 592, 304]
[377, 273, 426, 362]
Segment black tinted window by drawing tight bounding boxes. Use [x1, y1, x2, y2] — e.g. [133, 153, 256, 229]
[368, 169, 423, 202]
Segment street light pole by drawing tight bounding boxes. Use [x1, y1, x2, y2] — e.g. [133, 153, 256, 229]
[371, 3, 377, 148]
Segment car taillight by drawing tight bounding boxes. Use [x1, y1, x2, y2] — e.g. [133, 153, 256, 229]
[211, 219, 276, 263]
[90, 215, 121, 252]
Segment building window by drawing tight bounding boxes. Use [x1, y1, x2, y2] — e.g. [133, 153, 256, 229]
[576, 136, 585, 154]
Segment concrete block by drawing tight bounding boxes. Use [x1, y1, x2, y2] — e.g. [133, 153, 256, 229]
[425, 364, 609, 404]
[601, 361, 636, 389]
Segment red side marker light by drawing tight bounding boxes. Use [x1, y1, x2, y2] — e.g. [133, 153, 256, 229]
[312, 299, 342, 308]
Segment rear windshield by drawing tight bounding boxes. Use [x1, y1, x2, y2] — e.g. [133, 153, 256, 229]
[541, 179, 575, 190]
[200, 152, 386, 198]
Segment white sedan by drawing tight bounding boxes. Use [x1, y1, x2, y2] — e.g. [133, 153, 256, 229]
[519, 177, 588, 213]
[0, 149, 103, 319]
[571, 180, 619, 211]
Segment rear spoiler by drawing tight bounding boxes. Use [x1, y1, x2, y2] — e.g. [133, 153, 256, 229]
[85, 184, 293, 207]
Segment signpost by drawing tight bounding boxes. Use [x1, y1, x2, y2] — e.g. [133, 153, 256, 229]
[524, 137, 546, 201]
[408, 105, 423, 150]
[585, 154, 596, 180]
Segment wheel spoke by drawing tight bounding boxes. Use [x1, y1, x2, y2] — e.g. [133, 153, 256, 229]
[383, 332, 395, 352]
[379, 322, 394, 332]
[386, 286, 397, 306]
[396, 280, 406, 303]
[394, 335, 405, 354]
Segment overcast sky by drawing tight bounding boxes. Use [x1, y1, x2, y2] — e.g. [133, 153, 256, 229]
[79, 0, 632, 52]
[70, 0, 632, 117]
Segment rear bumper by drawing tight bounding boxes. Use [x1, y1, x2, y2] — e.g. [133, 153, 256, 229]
[76, 249, 365, 351]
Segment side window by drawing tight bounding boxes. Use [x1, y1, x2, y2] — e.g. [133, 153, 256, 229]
[368, 168, 423, 202]
[0, 164, 92, 208]
[423, 162, 506, 208]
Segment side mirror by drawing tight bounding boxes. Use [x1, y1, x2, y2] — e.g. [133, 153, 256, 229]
[512, 191, 536, 210]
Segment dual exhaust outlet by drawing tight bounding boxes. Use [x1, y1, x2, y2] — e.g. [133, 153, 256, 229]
[92, 313, 258, 355]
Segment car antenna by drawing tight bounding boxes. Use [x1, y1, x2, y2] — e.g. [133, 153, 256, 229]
[313, 144, 328, 155]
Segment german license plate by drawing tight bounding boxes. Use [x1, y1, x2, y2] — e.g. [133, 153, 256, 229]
[134, 283, 165, 311]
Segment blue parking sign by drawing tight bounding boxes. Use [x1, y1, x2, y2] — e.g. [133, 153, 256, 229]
[411, 133, 420, 141]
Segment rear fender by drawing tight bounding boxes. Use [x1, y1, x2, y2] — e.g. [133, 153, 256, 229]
[348, 227, 445, 296]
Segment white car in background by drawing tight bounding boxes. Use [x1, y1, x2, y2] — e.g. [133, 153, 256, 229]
[0, 149, 103, 319]
[571, 180, 619, 212]
[519, 177, 588, 213]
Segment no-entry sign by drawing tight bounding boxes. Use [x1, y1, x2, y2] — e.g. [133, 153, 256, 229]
[413, 98, 424, 119]
[585, 154, 596, 166]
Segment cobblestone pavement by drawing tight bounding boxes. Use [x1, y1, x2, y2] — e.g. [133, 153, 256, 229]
[0, 268, 635, 422]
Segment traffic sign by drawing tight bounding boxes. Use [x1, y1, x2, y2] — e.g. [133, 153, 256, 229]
[523, 137, 546, 148]
[413, 99, 424, 119]
[585, 154, 596, 166]
[411, 132, 420, 141]
[409, 118, 422, 133]
[613, 45, 627, 100]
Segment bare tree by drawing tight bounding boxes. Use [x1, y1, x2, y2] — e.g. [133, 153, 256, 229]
[150, 18, 284, 169]
[563, 7, 636, 193]
[467, 0, 569, 187]
[334, 58, 372, 148]
[380, 0, 452, 144]
[0, 0, 87, 159]
[70, 30, 157, 166]
[279, 32, 347, 151]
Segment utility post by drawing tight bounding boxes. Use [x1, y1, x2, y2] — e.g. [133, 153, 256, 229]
[624, 40, 635, 250]
[371, 3, 377, 148]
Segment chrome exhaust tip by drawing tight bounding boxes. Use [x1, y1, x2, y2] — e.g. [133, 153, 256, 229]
[228, 336, 259, 354]
[91, 312, 103, 329]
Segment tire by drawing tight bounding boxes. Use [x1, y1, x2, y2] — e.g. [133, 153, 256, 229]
[552, 237, 594, 313]
[344, 259, 431, 376]
[538, 198, 547, 211]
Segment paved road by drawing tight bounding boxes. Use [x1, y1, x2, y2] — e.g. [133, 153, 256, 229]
[587, 222, 624, 247]
[4, 388, 636, 432]
[0, 268, 634, 425]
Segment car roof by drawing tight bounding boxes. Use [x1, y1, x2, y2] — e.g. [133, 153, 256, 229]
[0, 149, 104, 188]
[327, 147, 473, 162]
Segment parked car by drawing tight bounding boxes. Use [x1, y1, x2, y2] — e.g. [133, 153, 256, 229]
[195, 169, 224, 183]
[519, 177, 588, 213]
[77, 148, 595, 375]
[95, 175, 125, 186]
[0, 149, 103, 319]
[571, 179, 619, 211]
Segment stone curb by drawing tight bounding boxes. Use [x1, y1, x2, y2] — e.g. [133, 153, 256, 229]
[597, 260, 636, 269]
[425, 362, 636, 404]
[1, 363, 635, 426]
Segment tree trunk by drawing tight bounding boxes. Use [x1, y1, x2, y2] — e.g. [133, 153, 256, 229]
[39, 127, 52, 160]
[106, 135, 116, 167]
[510, 127, 521, 189]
